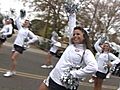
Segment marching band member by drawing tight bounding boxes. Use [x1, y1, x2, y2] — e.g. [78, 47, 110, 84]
[3, 13, 38, 77]
[0, 18, 13, 47]
[106, 42, 120, 78]
[41, 31, 61, 68]
[93, 37, 120, 90]
[117, 82, 120, 90]
[39, 26, 98, 90]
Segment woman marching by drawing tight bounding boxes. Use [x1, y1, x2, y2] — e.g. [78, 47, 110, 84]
[3, 13, 38, 77]
[93, 36, 120, 90]
[0, 18, 13, 48]
[38, 26, 98, 90]
[41, 31, 61, 68]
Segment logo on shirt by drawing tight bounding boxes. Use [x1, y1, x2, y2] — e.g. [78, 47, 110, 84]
[75, 49, 80, 52]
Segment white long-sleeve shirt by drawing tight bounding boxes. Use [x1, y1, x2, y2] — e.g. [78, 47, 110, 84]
[49, 31, 61, 53]
[14, 17, 38, 47]
[110, 42, 120, 59]
[94, 38, 120, 74]
[50, 44, 98, 86]
[50, 31, 58, 45]
[0, 24, 13, 36]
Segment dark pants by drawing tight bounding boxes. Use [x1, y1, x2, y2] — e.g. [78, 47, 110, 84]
[49, 78, 77, 90]
[96, 71, 107, 79]
[0, 38, 6, 44]
[13, 44, 25, 54]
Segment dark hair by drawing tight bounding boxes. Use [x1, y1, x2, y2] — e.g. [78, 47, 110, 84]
[102, 42, 111, 53]
[71, 26, 93, 52]
[9, 18, 15, 34]
[10, 18, 14, 28]
[25, 19, 31, 29]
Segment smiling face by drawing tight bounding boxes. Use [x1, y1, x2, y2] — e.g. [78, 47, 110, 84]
[71, 29, 85, 44]
[102, 43, 111, 52]
[22, 20, 30, 28]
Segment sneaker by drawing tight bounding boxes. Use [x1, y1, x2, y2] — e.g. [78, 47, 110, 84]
[47, 65, 53, 68]
[41, 65, 53, 68]
[89, 78, 94, 83]
[106, 73, 111, 78]
[81, 77, 86, 82]
[12, 71, 16, 75]
[3, 71, 15, 77]
[117, 87, 120, 90]
[41, 65, 48, 68]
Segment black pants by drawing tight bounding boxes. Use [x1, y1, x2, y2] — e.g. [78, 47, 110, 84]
[0, 38, 6, 44]
[49, 78, 77, 90]
[13, 44, 25, 54]
[96, 71, 107, 79]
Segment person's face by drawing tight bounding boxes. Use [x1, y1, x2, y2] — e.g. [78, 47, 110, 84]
[5, 20, 10, 25]
[102, 43, 110, 52]
[72, 29, 84, 44]
[22, 20, 30, 28]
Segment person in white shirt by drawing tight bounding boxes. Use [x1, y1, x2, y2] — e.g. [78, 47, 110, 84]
[117, 82, 120, 90]
[3, 16, 38, 77]
[41, 31, 61, 68]
[108, 42, 120, 77]
[93, 38, 120, 90]
[0, 18, 13, 47]
[38, 26, 98, 90]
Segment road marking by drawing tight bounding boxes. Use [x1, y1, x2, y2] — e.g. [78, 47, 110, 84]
[80, 82, 117, 90]
[112, 75, 120, 79]
[0, 67, 118, 89]
[0, 68, 47, 80]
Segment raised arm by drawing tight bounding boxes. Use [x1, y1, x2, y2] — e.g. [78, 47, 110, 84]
[94, 38, 102, 53]
[15, 16, 22, 30]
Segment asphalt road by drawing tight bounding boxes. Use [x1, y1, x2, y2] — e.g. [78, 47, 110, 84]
[0, 41, 120, 90]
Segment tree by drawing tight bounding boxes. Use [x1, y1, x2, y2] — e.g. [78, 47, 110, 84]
[23, 0, 67, 38]
[77, 0, 120, 43]
[23, 0, 120, 43]
[0, 13, 4, 28]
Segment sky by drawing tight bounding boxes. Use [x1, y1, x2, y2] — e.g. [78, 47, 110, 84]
[0, 0, 119, 33]
[0, 0, 79, 13]
[0, 0, 32, 16]
[0, 0, 23, 14]
[0, 0, 33, 20]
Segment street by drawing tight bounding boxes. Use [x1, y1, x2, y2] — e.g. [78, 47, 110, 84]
[0, 42, 119, 90]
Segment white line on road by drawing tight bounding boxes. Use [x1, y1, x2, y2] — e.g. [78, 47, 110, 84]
[0, 67, 118, 90]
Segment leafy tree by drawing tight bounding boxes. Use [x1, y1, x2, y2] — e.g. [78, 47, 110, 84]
[0, 13, 4, 28]
[77, 0, 120, 43]
[23, 0, 67, 38]
[23, 0, 120, 43]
